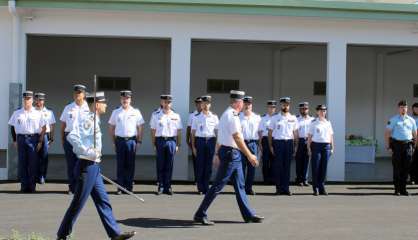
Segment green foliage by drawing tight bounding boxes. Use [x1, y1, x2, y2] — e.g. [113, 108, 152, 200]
[345, 135, 377, 146]
[0, 229, 70, 240]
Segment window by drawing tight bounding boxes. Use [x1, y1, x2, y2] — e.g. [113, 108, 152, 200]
[98, 76, 131, 91]
[313, 81, 326, 96]
[207, 79, 239, 93]
[413, 84, 418, 98]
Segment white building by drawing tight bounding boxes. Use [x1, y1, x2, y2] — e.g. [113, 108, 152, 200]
[1, 0, 418, 182]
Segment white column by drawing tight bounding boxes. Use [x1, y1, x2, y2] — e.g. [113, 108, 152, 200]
[170, 35, 191, 181]
[326, 41, 347, 181]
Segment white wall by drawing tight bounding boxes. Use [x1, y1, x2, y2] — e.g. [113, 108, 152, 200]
[191, 42, 326, 114]
[26, 36, 170, 155]
[0, 9, 12, 149]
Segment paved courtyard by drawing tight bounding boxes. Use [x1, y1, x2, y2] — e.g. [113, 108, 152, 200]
[0, 183, 417, 240]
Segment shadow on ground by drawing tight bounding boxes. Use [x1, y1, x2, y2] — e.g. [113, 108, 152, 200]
[118, 218, 242, 228]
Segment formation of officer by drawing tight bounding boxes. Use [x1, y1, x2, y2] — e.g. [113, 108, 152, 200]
[295, 102, 314, 187]
[239, 96, 261, 195]
[191, 95, 219, 194]
[187, 97, 203, 183]
[56, 91, 136, 240]
[193, 90, 264, 225]
[150, 95, 183, 195]
[108, 90, 145, 194]
[385, 100, 417, 196]
[307, 104, 334, 196]
[258, 100, 277, 184]
[268, 97, 299, 195]
[8, 91, 47, 193]
[60, 85, 89, 194]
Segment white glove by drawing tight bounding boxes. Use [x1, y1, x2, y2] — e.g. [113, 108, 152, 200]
[86, 148, 101, 160]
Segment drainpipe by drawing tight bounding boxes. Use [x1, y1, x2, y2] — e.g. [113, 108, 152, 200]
[8, 0, 20, 84]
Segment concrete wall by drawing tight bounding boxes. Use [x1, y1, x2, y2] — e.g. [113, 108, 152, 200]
[26, 36, 170, 155]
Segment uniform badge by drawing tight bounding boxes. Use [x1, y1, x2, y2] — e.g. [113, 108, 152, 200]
[69, 113, 73, 119]
[83, 120, 92, 130]
[17, 119, 21, 125]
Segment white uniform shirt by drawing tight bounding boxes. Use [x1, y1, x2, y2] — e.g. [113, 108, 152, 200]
[60, 101, 90, 132]
[108, 106, 145, 137]
[150, 110, 183, 137]
[258, 113, 275, 137]
[191, 111, 219, 137]
[240, 112, 261, 140]
[8, 107, 46, 134]
[269, 113, 299, 140]
[217, 107, 242, 149]
[187, 110, 199, 127]
[297, 115, 315, 138]
[36, 107, 56, 133]
[309, 118, 334, 143]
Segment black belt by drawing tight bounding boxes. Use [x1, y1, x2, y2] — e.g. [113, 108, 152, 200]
[392, 139, 413, 144]
[157, 136, 176, 141]
[18, 134, 39, 137]
[116, 136, 136, 141]
[220, 145, 238, 150]
[244, 139, 258, 143]
[196, 136, 216, 140]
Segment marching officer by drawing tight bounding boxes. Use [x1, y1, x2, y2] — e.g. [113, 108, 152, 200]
[268, 97, 299, 196]
[194, 90, 264, 226]
[108, 90, 145, 194]
[57, 92, 136, 240]
[150, 94, 183, 195]
[8, 91, 46, 193]
[187, 97, 203, 183]
[258, 100, 277, 184]
[60, 84, 89, 194]
[295, 102, 314, 187]
[34, 93, 56, 184]
[409, 102, 418, 184]
[307, 105, 334, 196]
[385, 100, 417, 196]
[191, 95, 219, 194]
[240, 96, 261, 195]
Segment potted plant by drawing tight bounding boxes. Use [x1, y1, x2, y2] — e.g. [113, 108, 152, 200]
[345, 135, 377, 163]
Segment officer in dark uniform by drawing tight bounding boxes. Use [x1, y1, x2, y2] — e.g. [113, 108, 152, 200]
[8, 91, 47, 192]
[385, 100, 417, 196]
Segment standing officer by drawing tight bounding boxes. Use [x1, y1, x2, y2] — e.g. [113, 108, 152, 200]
[8, 91, 46, 193]
[150, 94, 182, 195]
[268, 97, 299, 196]
[239, 96, 261, 195]
[57, 92, 136, 240]
[295, 102, 314, 187]
[385, 100, 417, 196]
[194, 90, 264, 226]
[60, 84, 89, 194]
[34, 93, 56, 184]
[258, 100, 277, 184]
[191, 95, 219, 194]
[109, 90, 145, 194]
[409, 102, 418, 184]
[187, 97, 203, 183]
[307, 105, 334, 196]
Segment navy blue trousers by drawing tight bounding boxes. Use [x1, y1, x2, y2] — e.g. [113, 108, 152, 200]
[38, 134, 49, 181]
[295, 138, 309, 183]
[57, 160, 121, 238]
[195, 137, 216, 193]
[195, 146, 256, 220]
[310, 142, 331, 193]
[272, 139, 294, 193]
[241, 140, 258, 192]
[115, 137, 137, 191]
[261, 137, 273, 184]
[63, 132, 78, 192]
[155, 137, 176, 191]
[17, 134, 39, 192]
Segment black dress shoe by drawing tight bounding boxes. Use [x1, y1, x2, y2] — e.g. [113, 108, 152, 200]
[279, 191, 292, 196]
[303, 181, 310, 187]
[111, 231, 136, 240]
[319, 190, 328, 196]
[394, 191, 401, 196]
[194, 216, 215, 225]
[165, 188, 173, 195]
[400, 191, 410, 196]
[156, 188, 163, 195]
[296, 182, 304, 187]
[245, 215, 264, 223]
[313, 191, 318, 196]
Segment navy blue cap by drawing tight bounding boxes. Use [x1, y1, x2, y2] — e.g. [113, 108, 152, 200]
[243, 96, 253, 103]
[299, 102, 309, 108]
[194, 97, 203, 103]
[280, 97, 291, 104]
[73, 84, 87, 92]
[316, 104, 327, 111]
[230, 90, 245, 100]
[86, 91, 106, 104]
[160, 94, 173, 101]
[201, 95, 212, 102]
[23, 91, 34, 98]
[267, 100, 277, 106]
[34, 92, 46, 100]
[120, 90, 132, 97]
